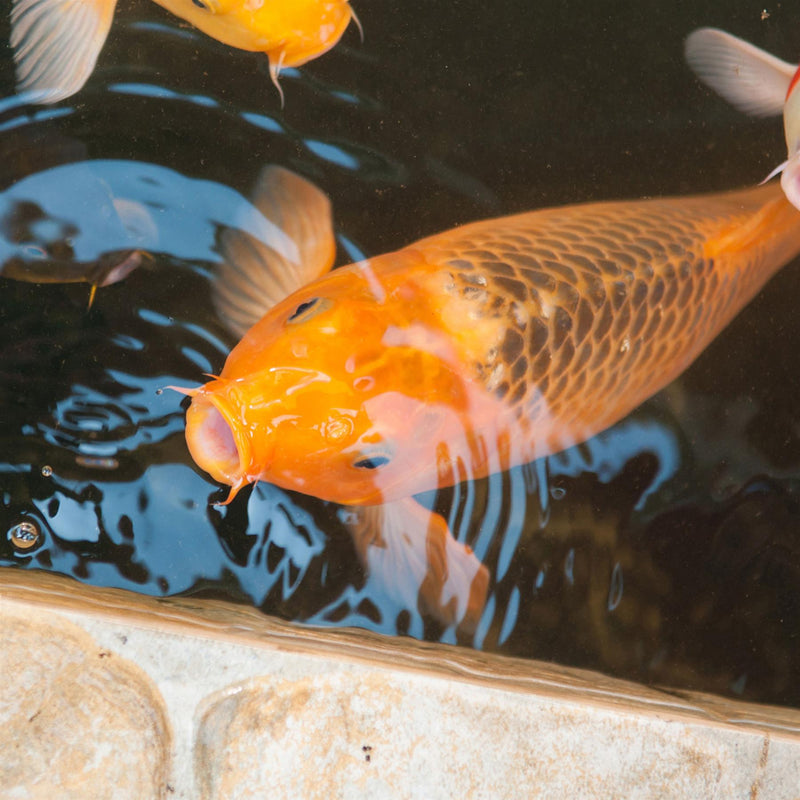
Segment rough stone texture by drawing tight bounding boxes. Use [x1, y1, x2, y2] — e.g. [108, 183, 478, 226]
[1, 571, 800, 799]
[194, 673, 796, 800]
[0, 603, 171, 800]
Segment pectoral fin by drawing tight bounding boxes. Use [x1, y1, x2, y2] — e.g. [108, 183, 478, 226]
[685, 27, 795, 117]
[11, 0, 117, 104]
[343, 498, 489, 634]
[214, 166, 336, 336]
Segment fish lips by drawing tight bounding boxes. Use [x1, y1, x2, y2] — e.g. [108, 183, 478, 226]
[184, 389, 259, 504]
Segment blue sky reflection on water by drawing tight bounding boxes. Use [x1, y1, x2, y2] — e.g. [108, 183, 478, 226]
[0, 159, 295, 267]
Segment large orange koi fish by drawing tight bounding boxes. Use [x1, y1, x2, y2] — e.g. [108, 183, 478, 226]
[179, 168, 800, 631]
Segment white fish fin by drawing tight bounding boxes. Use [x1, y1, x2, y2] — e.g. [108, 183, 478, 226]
[11, 0, 117, 104]
[780, 151, 800, 212]
[685, 27, 796, 117]
[343, 498, 489, 634]
[214, 166, 335, 337]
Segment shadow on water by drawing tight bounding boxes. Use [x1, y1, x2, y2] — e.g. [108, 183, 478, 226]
[1, 0, 800, 707]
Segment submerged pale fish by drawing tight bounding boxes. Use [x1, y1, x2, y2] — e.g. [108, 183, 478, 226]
[0, 161, 145, 293]
[180, 167, 800, 630]
[0, 160, 154, 294]
[685, 27, 800, 209]
[10, 0, 356, 104]
[0, 157, 306, 297]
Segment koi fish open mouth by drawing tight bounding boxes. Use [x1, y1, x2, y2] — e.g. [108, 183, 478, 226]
[186, 399, 240, 483]
[172, 386, 254, 504]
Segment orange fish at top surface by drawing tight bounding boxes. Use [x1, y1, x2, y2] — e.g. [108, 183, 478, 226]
[179, 167, 800, 631]
[10, 0, 355, 104]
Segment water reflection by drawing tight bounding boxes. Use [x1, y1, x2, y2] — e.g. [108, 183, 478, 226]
[0, 157, 293, 287]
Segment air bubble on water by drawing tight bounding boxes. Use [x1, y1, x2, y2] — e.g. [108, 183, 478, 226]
[41, 465, 53, 477]
[8, 520, 41, 550]
[549, 485, 566, 500]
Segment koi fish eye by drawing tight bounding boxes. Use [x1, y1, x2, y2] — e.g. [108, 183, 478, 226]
[287, 297, 332, 324]
[352, 448, 393, 470]
[190, 0, 214, 10]
[353, 455, 391, 470]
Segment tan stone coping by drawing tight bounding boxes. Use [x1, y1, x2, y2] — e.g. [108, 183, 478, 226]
[2, 568, 797, 735]
[2, 568, 800, 798]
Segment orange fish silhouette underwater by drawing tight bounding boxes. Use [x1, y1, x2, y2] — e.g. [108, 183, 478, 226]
[178, 167, 800, 632]
[10, 0, 356, 104]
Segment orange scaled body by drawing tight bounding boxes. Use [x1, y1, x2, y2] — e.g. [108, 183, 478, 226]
[185, 181, 800, 506]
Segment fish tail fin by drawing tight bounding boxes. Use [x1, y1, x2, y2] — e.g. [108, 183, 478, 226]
[685, 27, 795, 117]
[213, 166, 336, 337]
[343, 498, 489, 635]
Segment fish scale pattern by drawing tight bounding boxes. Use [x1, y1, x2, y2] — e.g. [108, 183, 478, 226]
[416, 188, 786, 449]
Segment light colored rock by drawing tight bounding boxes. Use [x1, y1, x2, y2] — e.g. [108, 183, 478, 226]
[195, 672, 797, 800]
[0, 603, 171, 800]
[1, 571, 800, 799]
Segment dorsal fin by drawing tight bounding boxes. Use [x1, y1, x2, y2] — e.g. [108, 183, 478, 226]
[213, 166, 336, 337]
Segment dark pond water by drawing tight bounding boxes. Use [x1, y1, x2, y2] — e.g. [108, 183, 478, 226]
[2, 0, 800, 707]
